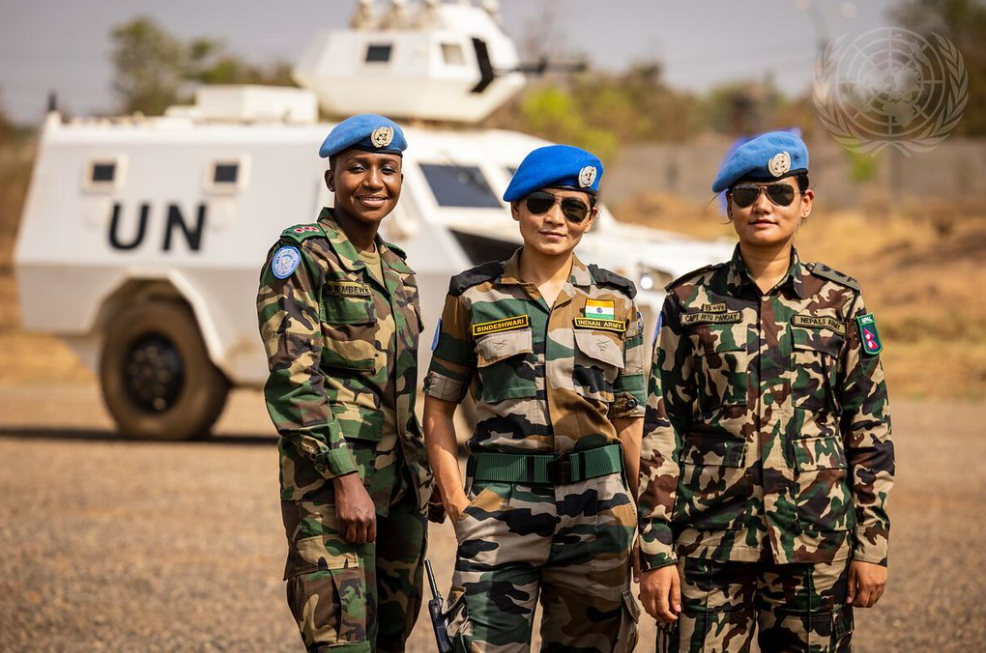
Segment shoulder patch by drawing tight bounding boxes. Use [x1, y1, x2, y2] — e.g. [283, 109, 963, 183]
[384, 241, 408, 260]
[449, 260, 504, 296]
[588, 264, 636, 298]
[280, 223, 326, 244]
[808, 262, 860, 291]
[271, 245, 302, 279]
[665, 263, 720, 292]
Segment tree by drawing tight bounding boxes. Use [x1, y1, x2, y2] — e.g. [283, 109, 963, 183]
[111, 18, 187, 115]
[110, 17, 295, 115]
[893, 0, 986, 135]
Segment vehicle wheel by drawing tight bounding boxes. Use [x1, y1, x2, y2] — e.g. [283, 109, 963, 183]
[100, 301, 229, 440]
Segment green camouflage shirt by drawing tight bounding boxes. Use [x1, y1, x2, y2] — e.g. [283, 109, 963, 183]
[424, 249, 647, 453]
[638, 246, 894, 569]
[257, 208, 431, 515]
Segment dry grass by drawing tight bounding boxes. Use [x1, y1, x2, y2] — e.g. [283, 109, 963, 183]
[612, 192, 986, 400]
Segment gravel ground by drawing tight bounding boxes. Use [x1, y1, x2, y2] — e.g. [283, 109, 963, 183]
[0, 387, 983, 652]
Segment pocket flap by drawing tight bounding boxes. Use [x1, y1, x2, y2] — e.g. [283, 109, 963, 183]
[331, 403, 385, 441]
[682, 432, 748, 468]
[792, 325, 845, 358]
[284, 534, 359, 579]
[792, 435, 848, 472]
[574, 329, 626, 370]
[475, 328, 533, 367]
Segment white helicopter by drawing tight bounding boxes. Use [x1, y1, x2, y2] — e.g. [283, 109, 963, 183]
[14, 0, 732, 440]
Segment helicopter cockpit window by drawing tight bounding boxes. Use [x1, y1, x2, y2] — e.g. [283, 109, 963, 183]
[420, 164, 501, 209]
[204, 158, 250, 194]
[365, 44, 392, 63]
[441, 43, 465, 66]
[83, 157, 126, 193]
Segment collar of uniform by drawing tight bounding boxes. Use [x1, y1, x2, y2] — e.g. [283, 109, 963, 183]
[317, 207, 363, 272]
[726, 244, 806, 299]
[498, 248, 592, 288]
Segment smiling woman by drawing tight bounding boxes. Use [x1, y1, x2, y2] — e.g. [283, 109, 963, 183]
[256, 113, 442, 653]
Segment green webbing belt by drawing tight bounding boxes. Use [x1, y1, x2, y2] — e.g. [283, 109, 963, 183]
[469, 443, 623, 485]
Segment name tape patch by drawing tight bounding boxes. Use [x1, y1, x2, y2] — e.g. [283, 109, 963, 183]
[792, 314, 846, 335]
[681, 311, 742, 325]
[325, 280, 372, 297]
[574, 317, 627, 333]
[472, 315, 529, 337]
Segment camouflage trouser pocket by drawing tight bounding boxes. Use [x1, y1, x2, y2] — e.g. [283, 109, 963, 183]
[285, 537, 369, 652]
[615, 590, 640, 653]
[443, 587, 473, 653]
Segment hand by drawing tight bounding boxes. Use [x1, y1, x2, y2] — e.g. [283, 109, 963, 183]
[428, 482, 448, 524]
[847, 560, 887, 608]
[632, 540, 642, 584]
[334, 472, 376, 544]
[444, 490, 471, 524]
[639, 565, 682, 623]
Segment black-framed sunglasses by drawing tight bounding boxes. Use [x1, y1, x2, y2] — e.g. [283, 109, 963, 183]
[729, 183, 799, 208]
[524, 190, 592, 223]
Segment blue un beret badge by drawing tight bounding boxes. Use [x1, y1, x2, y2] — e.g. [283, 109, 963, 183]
[579, 166, 597, 188]
[769, 151, 791, 177]
[371, 126, 394, 148]
[272, 246, 301, 279]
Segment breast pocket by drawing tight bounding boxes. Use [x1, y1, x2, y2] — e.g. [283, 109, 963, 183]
[474, 328, 537, 403]
[321, 292, 377, 372]
[573, 328, 625, 403]
[791, 326, 844, 414]
[696, 339, 748, 415]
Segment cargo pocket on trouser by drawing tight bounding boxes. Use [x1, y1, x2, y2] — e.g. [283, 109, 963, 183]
[615, 590, 640, 653]
[284, 536, 370, 653]
[443, 587, 474, 653]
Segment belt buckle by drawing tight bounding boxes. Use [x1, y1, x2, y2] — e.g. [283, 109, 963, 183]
[545, 452, 573, 485]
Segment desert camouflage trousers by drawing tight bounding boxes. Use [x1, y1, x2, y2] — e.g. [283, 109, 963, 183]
[445, 471, 639, 653]
[281, 487, 427, 653]
[658, 558, 853, 653]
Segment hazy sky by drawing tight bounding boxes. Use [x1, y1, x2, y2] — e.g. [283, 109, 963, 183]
[0, 0, 899, 123]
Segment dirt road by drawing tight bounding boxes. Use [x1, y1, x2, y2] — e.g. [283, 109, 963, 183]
[0, 387, 983, 652]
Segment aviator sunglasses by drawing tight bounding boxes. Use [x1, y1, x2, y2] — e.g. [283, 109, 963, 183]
[524, 190, 592, 223]
[729, 183, 799, 208]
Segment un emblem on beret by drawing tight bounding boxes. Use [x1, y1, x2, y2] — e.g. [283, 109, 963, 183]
[371, 126, 394, 148]
[578, 166, 597, 188]
[768, 152, 791, 177]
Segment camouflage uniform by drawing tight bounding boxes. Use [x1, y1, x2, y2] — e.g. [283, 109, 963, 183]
[425, 249, 646, 653]
[257, 207, 432, 653]
[638, 246, 894, 652]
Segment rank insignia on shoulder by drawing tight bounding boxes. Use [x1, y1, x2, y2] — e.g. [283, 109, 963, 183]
[574, 317, 627, 333]
[272, 246, 302, 279]
[856, 313, 883, 355]
[325, 280, 372, 297]
[472, 315, 529, 337]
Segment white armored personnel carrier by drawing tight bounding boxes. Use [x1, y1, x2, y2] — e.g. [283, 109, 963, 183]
[15, 0, 731, 440]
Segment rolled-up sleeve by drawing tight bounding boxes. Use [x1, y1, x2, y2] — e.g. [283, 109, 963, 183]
[423, 293, 475, 403]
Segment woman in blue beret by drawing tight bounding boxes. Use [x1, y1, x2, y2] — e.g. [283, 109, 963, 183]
[257, 113, 442, 653]
[423, 144, 647, 651]
[637, 131, 894, 652]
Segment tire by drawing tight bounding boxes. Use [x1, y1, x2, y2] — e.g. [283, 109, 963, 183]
[99, 301, 229, 440]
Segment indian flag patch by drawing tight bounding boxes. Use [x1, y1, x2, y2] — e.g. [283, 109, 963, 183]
[585, 299, 615, 319]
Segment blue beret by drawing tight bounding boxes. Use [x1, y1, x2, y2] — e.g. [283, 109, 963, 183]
[503, 145, 603, 202]
[319, 114, 407, 158]
[712, 131, 809, 193]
